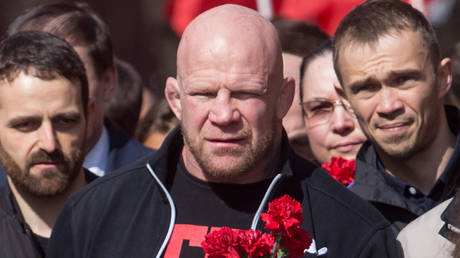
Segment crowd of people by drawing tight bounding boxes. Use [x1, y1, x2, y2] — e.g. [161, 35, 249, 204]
[0, 0, 459, 257]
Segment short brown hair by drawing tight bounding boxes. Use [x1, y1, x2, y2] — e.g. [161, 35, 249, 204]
[8, 2, 114, 79]
[271, 17, 330, 57]
[333, 0, 440, 83]
[0, 31, 89, 117]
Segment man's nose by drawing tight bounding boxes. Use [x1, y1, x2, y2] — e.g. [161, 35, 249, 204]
[376, 87, 404, 119]
[38, 122, 57, 153]
[208, 93, 240, 125]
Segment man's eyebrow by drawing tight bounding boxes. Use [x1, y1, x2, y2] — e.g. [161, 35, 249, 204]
[347, 77, 376, 92]
[52, 112, 82, 121]
[387, 69, 423, 80]
[7, 116, 41, 127]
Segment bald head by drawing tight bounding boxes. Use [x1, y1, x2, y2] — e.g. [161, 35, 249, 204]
[177, 4, 283, 88]
[165, 4, 294, 183]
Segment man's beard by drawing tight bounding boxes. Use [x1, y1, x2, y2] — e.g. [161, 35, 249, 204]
[0, 145, 84, 197]
[182, 119, 277, 180]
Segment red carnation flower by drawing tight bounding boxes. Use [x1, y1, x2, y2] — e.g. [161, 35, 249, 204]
[261, 195, 303, 238]
[202, 195, 312, 258]
[281, 228, 312, 258]
[202, 228, 274, 258]
[236, 229, 275, 257]
[202, 227, 242, 258]
[321, 156, 355, 186]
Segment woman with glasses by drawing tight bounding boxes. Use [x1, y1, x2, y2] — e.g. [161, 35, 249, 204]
[299, 40, 367, 164]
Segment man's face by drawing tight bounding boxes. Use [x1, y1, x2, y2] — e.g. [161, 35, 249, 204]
[169, 38, 287, 181]
[0, 72, 86, 196]
[338, 30, 444, 159]
[179, 67, 280, 180]
[302, 53, 366, 164]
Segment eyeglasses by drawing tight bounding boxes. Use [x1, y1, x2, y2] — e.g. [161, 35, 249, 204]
[301, 98, 355, 126]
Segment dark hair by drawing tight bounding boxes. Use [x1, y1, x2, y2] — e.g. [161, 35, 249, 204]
[8, 2, 114, 78]
[135, 99, 178, 143]
[299, 40, 333, 115]
[104, 58, 143, 137]
[271, 17, 330, 57]
[333, 0, 440, 83]
[0, 31, 89, 117]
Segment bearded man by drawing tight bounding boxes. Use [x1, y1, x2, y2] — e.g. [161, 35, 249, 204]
[0, 31, 94, 257]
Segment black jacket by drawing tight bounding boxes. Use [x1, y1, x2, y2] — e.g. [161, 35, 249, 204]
[48, 127, 402, 258]
[349, 106, 460, 232]
[0, 170, 97, 258]
[104, 119, 154, 173]
[0, 185, 44, 258]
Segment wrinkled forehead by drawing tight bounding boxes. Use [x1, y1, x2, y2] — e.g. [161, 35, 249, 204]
[177, 7, 282, 86]
[338, 29, 429, 62]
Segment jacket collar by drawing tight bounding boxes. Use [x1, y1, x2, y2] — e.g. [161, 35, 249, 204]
[0, 183, 29, 235]
[351, 105, 460, 214]
[440, 188, 460, 241]
[352, 142, 423, 213]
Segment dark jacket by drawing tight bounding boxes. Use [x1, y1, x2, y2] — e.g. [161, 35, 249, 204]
[349, 106, 460, 232]
[0, 119, 153, 187]
[0, 170, 97, 258]
[104, 119, 154, 173]
[0, 186, 44, 258]
[48, 127, 402, 258]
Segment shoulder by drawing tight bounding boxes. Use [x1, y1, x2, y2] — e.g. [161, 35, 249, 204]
[66, 160, 158, 211]
[399, 198, 451, 236]
[0, 186, 11, 219]
[287, 160, 400, 257]
[305, 166, 390, 229]
[106, 122, 153, 153]
[0, 168, 6, 188]
[289, 153, 387, 227]
[397, 199, 454, 258]
[104, 120, 155, 171]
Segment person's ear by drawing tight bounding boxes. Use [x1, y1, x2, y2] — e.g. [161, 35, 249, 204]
[102, 67, 117, 101]
[437, 57, 452, 99]
[165, 77, 182, 120]
[277, 76, 295, 119]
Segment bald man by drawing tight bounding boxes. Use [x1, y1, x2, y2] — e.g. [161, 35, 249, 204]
[48, 5, 401, 258]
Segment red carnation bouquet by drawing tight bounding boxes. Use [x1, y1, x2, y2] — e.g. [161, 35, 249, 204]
[202, 195, 312, 258]
[321, 156, 355, 186]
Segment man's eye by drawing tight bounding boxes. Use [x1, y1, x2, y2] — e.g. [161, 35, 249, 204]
[55, 118, 78, 128]
[232, 92, 257, 99]
[12, 121, 39, 132]
[395, 76, 412, 85]
[353, 84, 379, 95]
[194, 92, 216, 98]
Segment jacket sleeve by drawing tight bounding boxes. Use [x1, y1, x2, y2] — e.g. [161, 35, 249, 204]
[47, 202, 79, 258]
[357, 226, 403, 258]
